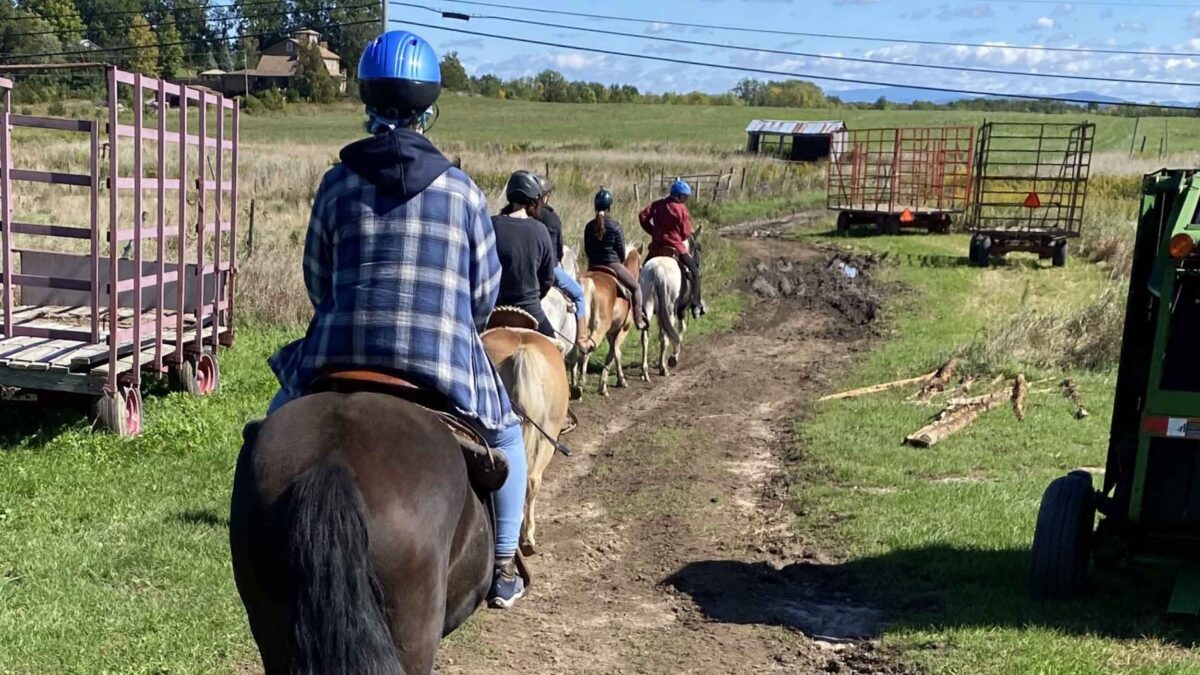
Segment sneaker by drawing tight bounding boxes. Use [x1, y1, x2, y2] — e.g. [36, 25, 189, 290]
[692, 301, 707, 319]
[488, 558, 526, 609]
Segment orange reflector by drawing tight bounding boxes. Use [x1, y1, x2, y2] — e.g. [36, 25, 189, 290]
[1170, 233, 1195, 259]
[900, 208, 915, 223]
[1023, 192, 1042, 208]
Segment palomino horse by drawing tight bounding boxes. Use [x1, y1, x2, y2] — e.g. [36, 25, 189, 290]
[481, 317, 571, 555]
[578, 244, 643, 397]
[639, 227, 704, 379]
[542, 245, 594, 397]
[230, 389, 496, 674]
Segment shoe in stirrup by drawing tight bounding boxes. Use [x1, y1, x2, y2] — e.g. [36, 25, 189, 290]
[692, 300, 707, 319]
[488, 556, 526, 609]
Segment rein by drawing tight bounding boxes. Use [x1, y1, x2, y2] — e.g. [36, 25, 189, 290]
[510, 400, 574, 457]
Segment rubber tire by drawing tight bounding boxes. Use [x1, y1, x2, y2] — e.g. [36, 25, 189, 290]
[969, 236, 981, 265]
[97, 386, 142, 436]
[971, 236, 992, 267]
[1052, 241, 1068, 268]
[931, 214, 952, 235]
[1029, 470, 1095, 601]
[836, 211, 851, 232]
[170, 352, 220, 397]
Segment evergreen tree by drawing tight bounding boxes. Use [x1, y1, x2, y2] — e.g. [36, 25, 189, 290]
[158, 23, 185, 79]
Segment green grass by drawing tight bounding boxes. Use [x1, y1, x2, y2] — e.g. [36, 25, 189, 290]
[234, 97, 1199, 156]
[794, 226, 1200, 674]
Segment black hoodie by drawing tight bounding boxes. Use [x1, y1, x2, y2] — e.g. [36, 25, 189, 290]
[338, 128, 452, 203]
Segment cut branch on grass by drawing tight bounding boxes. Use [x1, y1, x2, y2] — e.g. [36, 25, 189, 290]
[818, 370, 937, 402]
[916, 358, 959, 402]
[1013, 373, 1028, 422]
[1061, 378, 1090, 420]
[904, 387, 1009, 448]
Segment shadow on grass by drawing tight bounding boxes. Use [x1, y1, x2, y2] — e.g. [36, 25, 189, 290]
[170, 509, 229, 528]
[666, 546, 1200, 645]
[0, 397, 90, 448]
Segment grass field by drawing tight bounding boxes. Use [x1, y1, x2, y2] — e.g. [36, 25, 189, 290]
[2, 93, 1200, 672]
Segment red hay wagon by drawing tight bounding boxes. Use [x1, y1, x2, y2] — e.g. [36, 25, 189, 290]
[827, 126, 975, 235]
[0, 66, 239, 434]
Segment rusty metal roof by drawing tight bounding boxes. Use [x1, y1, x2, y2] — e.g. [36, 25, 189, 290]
[746, 119, 846, 136]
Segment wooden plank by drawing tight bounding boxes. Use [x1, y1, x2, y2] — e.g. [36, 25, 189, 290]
[3, 339, 86, 366]
[91, 345, 162, 379]
[0, 366, 100, 395]
[0, 337, 50, 362]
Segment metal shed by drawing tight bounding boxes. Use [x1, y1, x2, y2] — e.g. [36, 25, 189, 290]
[745, 120, 848, 162]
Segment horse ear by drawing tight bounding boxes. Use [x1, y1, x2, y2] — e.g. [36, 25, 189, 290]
[637, 243, 644, 254]
[695, 224, 704, 238]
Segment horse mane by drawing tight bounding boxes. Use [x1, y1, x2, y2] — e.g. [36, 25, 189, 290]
[283, 459, 403, 675]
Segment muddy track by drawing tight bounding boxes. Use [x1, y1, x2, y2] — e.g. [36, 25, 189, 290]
[438, 234, 915, 674]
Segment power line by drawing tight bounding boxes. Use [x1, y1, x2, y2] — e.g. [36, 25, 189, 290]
[0, 18, 378, 61]
[393, 2, 1200, 90]
[387, 17, 1198, 111]
[433, 0, 1200, 59]
[3, 2, 377, 41]
[965, 0, 1195, 6]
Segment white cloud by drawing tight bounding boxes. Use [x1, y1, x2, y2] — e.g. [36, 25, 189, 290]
[1114, 21, 1147, 33]
[936, 3, 993, 20]
[644, 22, 670, 35]
[1021, 16, 1056, 32]
[1190, 10, 1200, 30]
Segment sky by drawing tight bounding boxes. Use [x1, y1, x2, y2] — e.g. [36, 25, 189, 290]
[383, 0, 1200, 105]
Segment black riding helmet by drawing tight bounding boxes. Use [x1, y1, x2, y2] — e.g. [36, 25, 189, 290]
[506, 170, 542, 204]
[594, 188, 614, 211]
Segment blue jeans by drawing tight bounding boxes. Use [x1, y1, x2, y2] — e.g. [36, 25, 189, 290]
[553, 265, 586, 320]
[265, 388, 527, 559]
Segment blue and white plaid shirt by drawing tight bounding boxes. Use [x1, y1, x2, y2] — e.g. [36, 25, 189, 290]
[268, 161, 517, 431]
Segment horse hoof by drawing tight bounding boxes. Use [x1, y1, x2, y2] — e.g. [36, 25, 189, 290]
[520, 541, 537, 557]
[668, 356, 679, 368]
[569, 385, 583, 400]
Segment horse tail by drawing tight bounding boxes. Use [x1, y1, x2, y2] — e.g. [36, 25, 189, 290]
[580, 276, 599, 339]
[652, 265, 681, 345]
[511, 342, 555, 449]
[283, 459, 402, 675]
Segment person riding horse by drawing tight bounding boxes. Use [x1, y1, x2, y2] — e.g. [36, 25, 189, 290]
[262, 30, 529, 610]
[584, 188, 647, 330]
[493, 171, 560, 342]
[639, 179, 706, 318]
[535, 175, 593, 352]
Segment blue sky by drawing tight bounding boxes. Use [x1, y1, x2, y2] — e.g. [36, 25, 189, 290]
[385, 0, 1200, 104]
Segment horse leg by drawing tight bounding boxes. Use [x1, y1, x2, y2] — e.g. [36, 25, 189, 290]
[640, 324, 651, 383]
[614, 327, 631, 388]
[658, 325, 669, 377]
[598, 334, 616, 397]
[520, 436, 555, 555]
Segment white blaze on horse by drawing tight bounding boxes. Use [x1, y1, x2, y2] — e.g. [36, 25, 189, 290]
[639, 227, 703, 379]
[541, 245, 592, 397]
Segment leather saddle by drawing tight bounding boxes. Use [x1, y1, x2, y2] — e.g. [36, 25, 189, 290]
[310, 369, 510, 493]
[486, 306, 540, 332]
[586, 266, 631, 302]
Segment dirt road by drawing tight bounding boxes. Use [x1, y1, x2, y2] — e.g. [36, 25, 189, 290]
[438, 234, 915, 674]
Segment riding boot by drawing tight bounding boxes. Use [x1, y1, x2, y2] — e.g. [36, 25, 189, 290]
[575, 316, 594, 353]
[632, 287, 648, 330]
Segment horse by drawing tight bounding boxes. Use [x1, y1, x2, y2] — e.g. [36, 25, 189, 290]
[481, 319, 571, 555]
[639, 227, 704, 379]
[230, 388, 496, 674]
[542, 245, 592, 392]
[578, 244, 643, 397]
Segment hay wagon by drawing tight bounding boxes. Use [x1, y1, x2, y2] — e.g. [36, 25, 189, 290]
[827, 126, 975, 235]
[966, 121, 1095, 267]
[0, 66, 239, 434]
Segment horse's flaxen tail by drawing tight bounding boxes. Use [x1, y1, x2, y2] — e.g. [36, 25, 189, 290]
[511, 342, 555, 451]
[283, 459, 403, 675]
[652, 268, 681, 346]
[580, 276, 600, 341]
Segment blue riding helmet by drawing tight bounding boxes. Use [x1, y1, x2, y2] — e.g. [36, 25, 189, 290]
[358, 30, 442, 117]
[670, 179, 692, 197]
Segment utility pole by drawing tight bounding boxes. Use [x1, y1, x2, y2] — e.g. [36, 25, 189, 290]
[382, 0, 389, 32]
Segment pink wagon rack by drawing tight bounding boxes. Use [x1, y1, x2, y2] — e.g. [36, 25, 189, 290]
[0, 66, 239, 434]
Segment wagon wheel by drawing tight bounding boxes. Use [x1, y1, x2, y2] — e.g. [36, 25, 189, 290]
[880, 215, 901, 236]
[1051, 240, 1069, 268]
[1029, 470, 1095, 601]
[97, 386, 143, 436]
[930, 214, 952, 235]
[836, 211, 851, 232]
[169, 351, 221, 397]
[970, 236, 992, 267]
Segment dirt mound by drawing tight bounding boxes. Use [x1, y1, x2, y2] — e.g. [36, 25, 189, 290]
[747, 251, 885, 333]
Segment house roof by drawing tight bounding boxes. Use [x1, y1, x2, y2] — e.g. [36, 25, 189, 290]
[250, 54, 299, 76]
[746, 119, 847, 136]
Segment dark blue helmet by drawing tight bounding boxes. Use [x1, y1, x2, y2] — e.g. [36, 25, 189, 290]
[358, 31, 441, 118]
[594, 188, 613, 211]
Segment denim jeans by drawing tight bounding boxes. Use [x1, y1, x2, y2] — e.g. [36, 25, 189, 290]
[553, 265, 586, 320]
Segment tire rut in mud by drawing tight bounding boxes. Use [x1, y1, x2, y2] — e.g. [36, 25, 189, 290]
[437, 235, 919, 675]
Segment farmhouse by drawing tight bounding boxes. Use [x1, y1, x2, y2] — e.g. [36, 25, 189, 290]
[206, 29, 344, 96]
[745, 119, 848, 162]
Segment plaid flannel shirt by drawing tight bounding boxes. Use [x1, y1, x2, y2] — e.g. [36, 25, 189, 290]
[268, 163, 517, 431]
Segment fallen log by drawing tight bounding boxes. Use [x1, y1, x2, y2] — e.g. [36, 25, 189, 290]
[818, 370, 937, 402]
[905, 388, 1008, 448]
[1013, 374, 1028, 422]
[1061, 379, 1089, 420]
[916, 358, 959, 401]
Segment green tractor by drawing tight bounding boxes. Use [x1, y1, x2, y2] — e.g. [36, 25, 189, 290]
[1030, 168, 1200, 612]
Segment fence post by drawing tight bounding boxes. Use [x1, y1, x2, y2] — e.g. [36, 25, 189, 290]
[634, 182, 641, 205]
[247, 198, 256, 257]
[544, 161, 551, 181]
[740, 166, 747, 192]
[1141, 136, 1148, 154]
[1129, 117, 1140, 158]
[1165, 118, 1170, 157]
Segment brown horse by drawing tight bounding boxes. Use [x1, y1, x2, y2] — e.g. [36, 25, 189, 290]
[579, 245, 643, 397]
[481, 323, 571, 555]
[230, 390, 495, 674]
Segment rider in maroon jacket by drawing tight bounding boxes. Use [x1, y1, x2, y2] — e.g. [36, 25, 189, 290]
[639, 179, 705, 317]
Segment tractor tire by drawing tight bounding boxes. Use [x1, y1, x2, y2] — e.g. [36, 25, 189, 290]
[836, 211, 851, 232]
[971, 236, 992, 267]
[1029, 470, 1095, 601]
[881, 215, 901, 236]
[1052, 241, 1068, 268]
